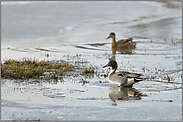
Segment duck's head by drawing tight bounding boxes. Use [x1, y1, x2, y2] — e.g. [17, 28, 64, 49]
[102, 60, 118, 70]
[106, 32, 116, 39]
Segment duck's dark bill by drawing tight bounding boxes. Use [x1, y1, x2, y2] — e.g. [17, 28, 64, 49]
[102, 64, 109, 68]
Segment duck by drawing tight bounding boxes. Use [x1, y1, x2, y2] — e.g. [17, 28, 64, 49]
[102, 60, 143, 87]
[106, 32, 136, 49]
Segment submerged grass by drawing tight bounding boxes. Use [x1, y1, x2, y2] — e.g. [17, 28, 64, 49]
[82, 66, 94, 74]
[1, 58, 74, 80]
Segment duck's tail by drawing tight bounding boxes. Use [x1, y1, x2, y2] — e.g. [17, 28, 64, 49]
[134, 77, 143, 83]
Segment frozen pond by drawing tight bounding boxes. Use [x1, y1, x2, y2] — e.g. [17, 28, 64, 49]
[1, 1, 182, 121]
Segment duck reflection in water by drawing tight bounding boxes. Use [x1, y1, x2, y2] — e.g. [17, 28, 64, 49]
[112, 47, 134, 55]
[108, 87, 144, 102]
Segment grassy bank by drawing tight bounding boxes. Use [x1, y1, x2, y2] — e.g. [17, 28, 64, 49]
[1, 58, 74, 80]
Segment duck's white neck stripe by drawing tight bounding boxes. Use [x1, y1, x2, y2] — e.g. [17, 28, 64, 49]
[108, 69, 116, 77]
[108, 69, 120, 86]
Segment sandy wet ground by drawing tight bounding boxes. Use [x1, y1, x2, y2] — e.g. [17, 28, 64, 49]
[1, 1, 182, 121]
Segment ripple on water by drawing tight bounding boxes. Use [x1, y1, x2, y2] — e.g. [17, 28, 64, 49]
[72, 38, 179, 56]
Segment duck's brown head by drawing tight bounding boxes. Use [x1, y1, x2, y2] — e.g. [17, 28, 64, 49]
[102, 60, 118, 70]
[106, 32, 116, 39]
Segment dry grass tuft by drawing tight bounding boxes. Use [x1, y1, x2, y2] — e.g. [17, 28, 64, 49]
[1, 58, 74, 80]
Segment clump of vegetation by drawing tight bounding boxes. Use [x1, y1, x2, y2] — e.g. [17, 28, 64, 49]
[1, 58, 74, 80]
[82, 66, 94, 74]
[166, 75, 171, 82]
[25, 118, 41, 121]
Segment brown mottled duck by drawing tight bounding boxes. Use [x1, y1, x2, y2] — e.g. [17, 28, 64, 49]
[107, 32, 136, 49]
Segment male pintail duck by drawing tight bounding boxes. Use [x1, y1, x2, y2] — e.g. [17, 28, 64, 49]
[102, 60, 142, 87]
[107, 32, 136, 49]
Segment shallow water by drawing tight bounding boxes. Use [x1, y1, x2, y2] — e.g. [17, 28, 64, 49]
[1, 1, 182, 121]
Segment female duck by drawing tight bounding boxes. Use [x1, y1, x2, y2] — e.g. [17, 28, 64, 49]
[107, 32, 136, 49]
[102, 60, 142, 87]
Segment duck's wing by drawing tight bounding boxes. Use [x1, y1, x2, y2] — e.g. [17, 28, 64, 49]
[116, 38, 136, 49]
[116, 38, 133, 45]
[117, 71, 142, 78]
[113, 71, 142, 87]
